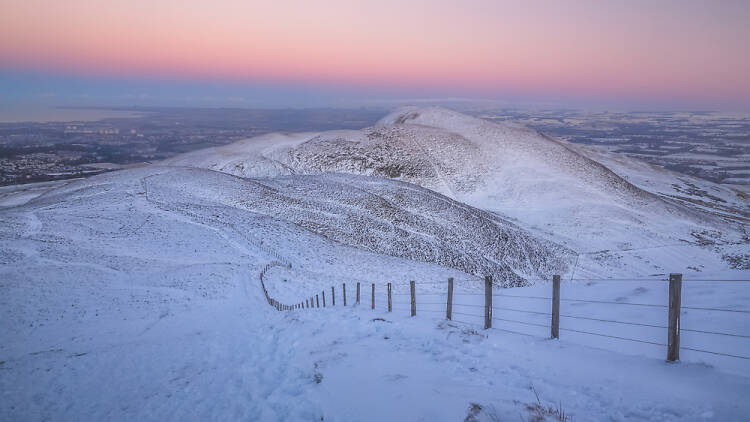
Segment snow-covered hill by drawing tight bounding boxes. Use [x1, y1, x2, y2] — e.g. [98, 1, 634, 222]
[165, 106, 749, 278]
[2, 164, 749, 421]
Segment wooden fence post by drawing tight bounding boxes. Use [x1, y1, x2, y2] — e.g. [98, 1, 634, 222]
[410, 280, 416, 317]
[322, 290, 326, 307]
[667, 273, 682, 362]
[371, 283, 375, 310]
[316, 294, 320, 308]
[387, 283, 392, 312]
[332, 286, 335, 306]
[343, 283, 347, 306]
[446, 277, 453, 320]
[551, 274, 560, 339]
[356, 282, 361, 305]
[484, 275, 492, 329]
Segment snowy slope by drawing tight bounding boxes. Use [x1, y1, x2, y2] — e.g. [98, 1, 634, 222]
[163, 106, 748, 278]
[2, 165, 750, 421]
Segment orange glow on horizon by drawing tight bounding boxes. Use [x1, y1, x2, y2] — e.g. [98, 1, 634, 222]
[1, 0, 749, 103]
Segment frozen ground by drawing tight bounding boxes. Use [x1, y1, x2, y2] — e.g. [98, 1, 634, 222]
[2, 108, 749, 421]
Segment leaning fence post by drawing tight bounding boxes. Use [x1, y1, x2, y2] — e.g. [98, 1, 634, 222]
[484, 275, 492, 329]
[332, 286, 336, 306]
[387, 283, 392, 312]
[356, 282, 361, 305]
[667, 273, 682, 362]
[410, 280, 416, 317]
[551, 274, 560, 339]
[343, 283, 347, 306]
[316, 294, 320, 308]
[322, 290, 326, 307]
[446, 277, 453, 320]
[371, 283, 375, 310]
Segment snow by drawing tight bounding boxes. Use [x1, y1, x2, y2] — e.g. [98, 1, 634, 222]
[2, 108, 749, 420]
[0, 179, 75, 208]
[162, 106, 748, 278]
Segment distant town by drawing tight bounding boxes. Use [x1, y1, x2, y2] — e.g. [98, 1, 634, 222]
[0, 107, 385, 186]
[1, 106, 748, 187]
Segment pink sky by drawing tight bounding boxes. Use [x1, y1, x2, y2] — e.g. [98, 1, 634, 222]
[1, 0, 749, 106]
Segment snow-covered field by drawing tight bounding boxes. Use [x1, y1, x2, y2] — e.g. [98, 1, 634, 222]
[2, 107, 749, 421]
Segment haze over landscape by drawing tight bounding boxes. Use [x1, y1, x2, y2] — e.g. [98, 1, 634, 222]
[1, 1, 749, 421]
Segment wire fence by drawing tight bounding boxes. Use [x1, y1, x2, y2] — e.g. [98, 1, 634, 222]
[260, 268, 750, 363]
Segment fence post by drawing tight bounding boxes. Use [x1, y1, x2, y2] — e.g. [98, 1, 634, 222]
[322, 290, 326, 307]
[446, 277, 453, 320]
[332, 286, 335, 306]
[371, 283, 375, 310]
[551, 274, 560, 339]
[343, 283, 347, 306]
[388, 283, 392, 312]
[667, 273, 682, 362]
[484, 275, 492, 329]
[356, 282, 361, 305]
[316, 294, 320, 308]
[410, 280, 416, 317]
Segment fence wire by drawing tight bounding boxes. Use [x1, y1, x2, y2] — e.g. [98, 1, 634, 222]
[267, 270, 750, 362]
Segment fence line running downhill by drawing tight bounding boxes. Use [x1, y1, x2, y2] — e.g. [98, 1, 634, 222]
[259, 268, 750, 363]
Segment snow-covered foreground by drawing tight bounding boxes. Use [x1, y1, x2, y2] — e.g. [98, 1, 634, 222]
[1, 166, 748, 421]
[3, 277, 750, 421]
